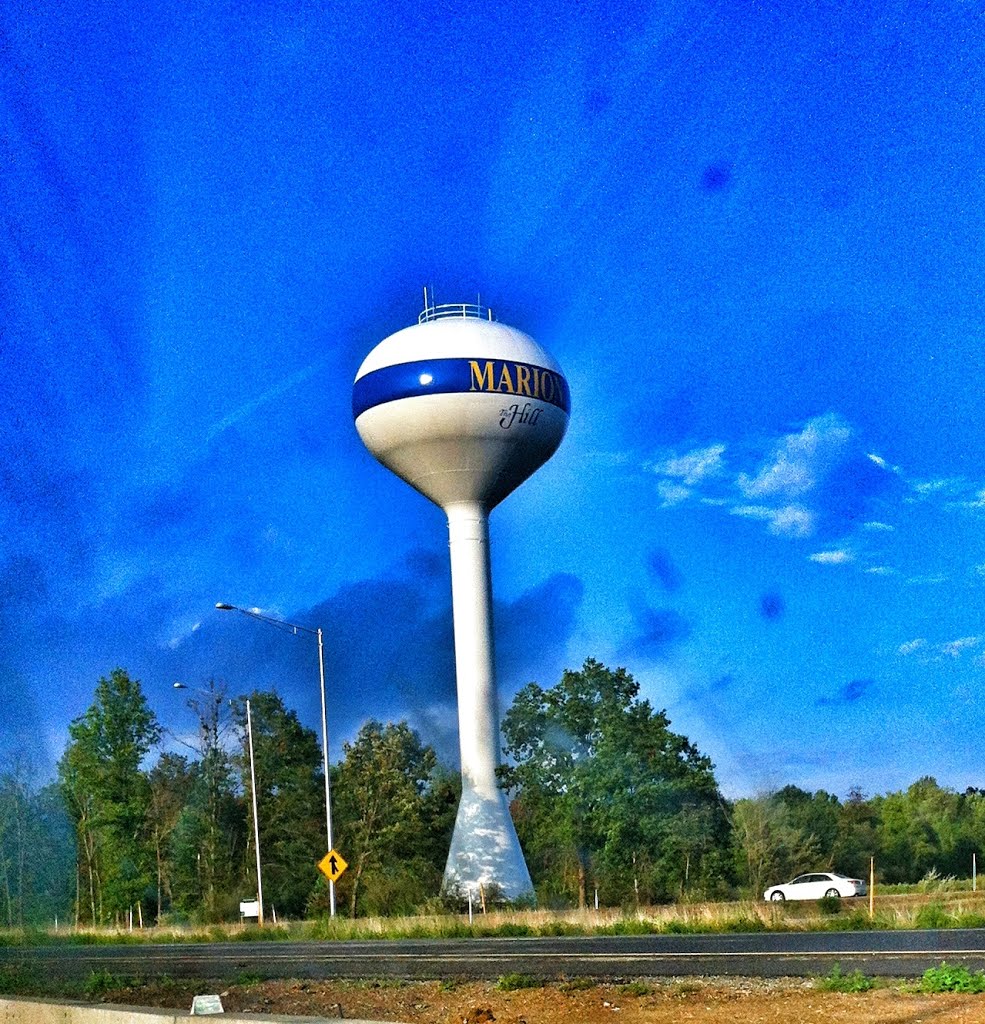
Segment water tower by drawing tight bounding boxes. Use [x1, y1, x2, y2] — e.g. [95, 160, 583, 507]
[352, 295, 570, 900]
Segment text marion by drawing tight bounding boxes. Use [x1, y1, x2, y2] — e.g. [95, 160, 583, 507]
[468, 359, 564, 407]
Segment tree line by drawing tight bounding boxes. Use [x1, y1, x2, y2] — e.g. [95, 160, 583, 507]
[2, 659, 983, 926]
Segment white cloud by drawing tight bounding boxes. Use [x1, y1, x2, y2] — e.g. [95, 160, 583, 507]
[863, 521, 894, 532]
[767, 505, 815, 538]
[898, 638, 927, 656]
[738, 413, 851, 500]
[809, 549, 854, 565]
[941, 636, 982, 658]
[914, 478, 960, 496]
[957, 489, 985, 510]
[867, 452, 903, 475]
[865, 566, 898, 576]
[731, 503, 814, 537]
[656, 444, 726, 485]
[731, 504, 773, 521]
[657, 481, 692, 506]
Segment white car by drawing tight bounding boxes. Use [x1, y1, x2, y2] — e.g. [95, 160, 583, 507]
[763, 871, 867, 901]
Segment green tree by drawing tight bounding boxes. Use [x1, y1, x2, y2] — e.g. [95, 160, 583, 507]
[0, 770, 74, 927]
[231, 691, 323, 919]
[331, 720, 439, 916]
[169, 680, 242, 922]
[875, 777, 963, 883]
[57, 668, 161, 924]
[500, 659, 729, 907]
[831, 787, 879, 879]
[731, 794, 818, 897]
[775, 786, 841, 868]
[148, 753, 194, 921]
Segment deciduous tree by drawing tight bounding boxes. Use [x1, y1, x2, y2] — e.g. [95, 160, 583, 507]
[57, 668, 161, 924]
[500, 659, 729, 907]
[332, 720, 439, 916]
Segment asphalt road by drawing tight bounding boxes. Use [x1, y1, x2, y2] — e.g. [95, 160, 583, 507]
[3, 930, 985, 981]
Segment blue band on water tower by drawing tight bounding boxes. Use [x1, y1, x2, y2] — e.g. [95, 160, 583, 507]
[352, 357, 571, 420]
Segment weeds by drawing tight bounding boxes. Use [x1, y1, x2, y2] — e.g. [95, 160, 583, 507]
[618, 980, 654, 996]
[817, 964, 874, 993]
[82, 969, 134, 998]
[914, 903, 952, 929]
[559, 976, 596, 992]
[496, 972, 541, 991]
[0, 965, 45, 996]
[920, 963, 985, 993]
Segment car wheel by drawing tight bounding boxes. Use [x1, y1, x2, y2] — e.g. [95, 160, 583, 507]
[770, 891, 785, 901]
[824, 888, 840, 898]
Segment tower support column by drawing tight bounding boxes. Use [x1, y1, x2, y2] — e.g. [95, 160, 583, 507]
[442, 501, 533, 900]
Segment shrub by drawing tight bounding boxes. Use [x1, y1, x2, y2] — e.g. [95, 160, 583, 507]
[914, 903, 951, 930]
[818, 895, 842, 916]
[920, 963, 985, 993]
[82, 970, 132, 998]
[817, 964, 874, 993]
[495, 973, 541, 991]
[618, 980, 654, 996]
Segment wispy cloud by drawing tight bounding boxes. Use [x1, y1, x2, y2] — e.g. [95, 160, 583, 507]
[651, 444, 726, 505]
[898, 635, 982, 662]
[653, 443, 726, 486]
[809, 549, 854, 565]
[738, 414, 851, 500]
[731, 504, 815, 538]
[941, 636, 982, 658]
[645, 414, 985, 587]
[204, 361, 326, 447]
[898, 638, 927, 656]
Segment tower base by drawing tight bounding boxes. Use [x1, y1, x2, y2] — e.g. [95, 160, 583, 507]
[441, 785, 535, 902]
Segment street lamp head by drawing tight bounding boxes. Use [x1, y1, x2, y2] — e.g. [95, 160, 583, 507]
[173, 682, 187, 690]
[215, 603, 235, 611]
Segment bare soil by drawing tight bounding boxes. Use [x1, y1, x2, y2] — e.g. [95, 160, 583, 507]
[101, 976, 985, 1023]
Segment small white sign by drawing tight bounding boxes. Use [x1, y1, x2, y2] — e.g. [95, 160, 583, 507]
[239, 899, 260, 919]
[190, 993, 224, 1015]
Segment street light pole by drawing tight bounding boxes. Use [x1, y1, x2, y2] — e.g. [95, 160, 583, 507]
[245, 698, 265, 926]
[315, 626, 336, 917]
[215, 602, 336, 917]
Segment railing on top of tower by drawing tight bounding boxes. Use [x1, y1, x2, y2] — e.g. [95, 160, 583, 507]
[418, 301, 496, 324]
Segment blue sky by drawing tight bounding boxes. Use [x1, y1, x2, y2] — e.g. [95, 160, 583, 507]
[3, 0, 984, 799]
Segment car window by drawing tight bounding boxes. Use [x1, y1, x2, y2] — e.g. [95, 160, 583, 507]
[791, 875, 809, 884]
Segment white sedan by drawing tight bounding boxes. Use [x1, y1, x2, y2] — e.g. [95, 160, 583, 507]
[763, 872, 867, 901]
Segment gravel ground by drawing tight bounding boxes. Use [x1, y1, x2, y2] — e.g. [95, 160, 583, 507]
[94, 975, 985, 1023]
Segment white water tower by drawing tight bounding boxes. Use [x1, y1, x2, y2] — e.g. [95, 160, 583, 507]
[352, 295, 570, 900]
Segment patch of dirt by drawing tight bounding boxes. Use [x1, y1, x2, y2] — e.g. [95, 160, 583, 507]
[103, 976, 985, 1023]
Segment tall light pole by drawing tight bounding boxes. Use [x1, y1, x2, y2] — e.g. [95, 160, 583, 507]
[244, 697, 264, 926]
[215, 602, 336, 917]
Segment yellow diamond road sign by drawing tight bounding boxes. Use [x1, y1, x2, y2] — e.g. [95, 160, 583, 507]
[318, 849, 348, 882]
